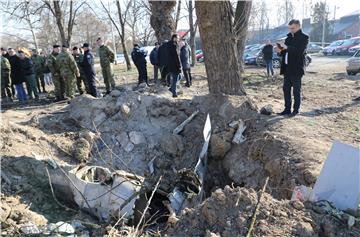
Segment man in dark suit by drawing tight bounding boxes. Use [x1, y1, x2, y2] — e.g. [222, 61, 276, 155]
[276, 19, 309, 117]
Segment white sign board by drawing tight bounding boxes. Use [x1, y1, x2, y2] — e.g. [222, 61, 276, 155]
[310, 141, 360, 210]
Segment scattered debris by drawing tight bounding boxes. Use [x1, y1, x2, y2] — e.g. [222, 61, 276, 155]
[260, 104, 273, 115]
[173, 110, 199, 135]
[232, 119, 246, 144]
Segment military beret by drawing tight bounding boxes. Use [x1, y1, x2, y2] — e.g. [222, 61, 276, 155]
[72, 46, 78, 50]
[62, 44, 69, 48]
[53, 45, 60, 48]
[82, 43, 89, 48]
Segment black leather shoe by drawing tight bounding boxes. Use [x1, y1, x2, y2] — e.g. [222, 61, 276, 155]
[290, 110, 299, 117]
[278, 110, 291, 115]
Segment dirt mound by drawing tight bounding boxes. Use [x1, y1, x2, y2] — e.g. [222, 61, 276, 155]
[168, 185, 360, 237]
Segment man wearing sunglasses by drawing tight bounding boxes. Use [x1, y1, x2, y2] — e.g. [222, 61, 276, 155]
[276, 19, 309, 117]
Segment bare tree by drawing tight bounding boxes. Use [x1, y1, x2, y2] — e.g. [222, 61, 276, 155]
[196, 1, 248, 95]
[125, 0, 154, 46]
[149, 0, 176, 42]
[234, 0, 252, 72]
[186, 0, 197, 66]
[100, 0, 132, 70]
[0, 0, 44, 50]
[174, 0, 182, 31]
[43, 0, 86, 46]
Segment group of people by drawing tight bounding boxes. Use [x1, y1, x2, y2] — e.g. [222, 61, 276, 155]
[1, 37, 116, 103]
[131, 33, 192, 97]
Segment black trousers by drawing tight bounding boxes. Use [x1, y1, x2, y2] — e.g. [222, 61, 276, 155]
[283, 74, 302, 112]
[136, 64, 148, 85]
[182, 68, 192, 85]
[84, 71, 97, 97]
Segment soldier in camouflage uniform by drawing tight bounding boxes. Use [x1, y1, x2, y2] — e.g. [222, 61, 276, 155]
[48, 45, 65, 101]
[96, 37, 115, 94]
[72, 46, 89, 95]
[56, 45, 80, 99]
[1, 51, 12, 100]
[31, 49, 47, 93]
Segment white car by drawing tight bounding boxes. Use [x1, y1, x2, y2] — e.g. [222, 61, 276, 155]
[323, 40, 344, 55]
[349, 44, 360, 54]
[346, 50, 360, 75]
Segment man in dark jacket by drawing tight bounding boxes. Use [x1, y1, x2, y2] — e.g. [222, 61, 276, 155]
[262, 40, 274, 78]
[18, 50, 39, 100]
[131, 44, 148, 86]
[157, 40, 169, 85]
[150, 42, 160, 84]
[179, 39, 192, 87]
[276, 19, 309, 117]
[81, 43, 98, 97]
[167, 34, 181, 98]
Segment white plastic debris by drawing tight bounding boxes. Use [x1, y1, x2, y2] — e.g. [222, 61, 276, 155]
[310, 141, 360, 210]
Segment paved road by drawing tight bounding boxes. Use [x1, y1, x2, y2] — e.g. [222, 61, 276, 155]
[307, 55, 350, 74]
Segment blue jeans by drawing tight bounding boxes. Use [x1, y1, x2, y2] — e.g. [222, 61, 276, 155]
[15, 83, 27, 101]
[169, 72, 180, 96]
[265, 59, 274, 76]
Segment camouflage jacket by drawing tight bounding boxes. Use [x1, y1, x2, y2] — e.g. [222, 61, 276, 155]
[31, 54, 46, 73]
[72, 53, 85, 74]
[98, 45, 115, 67]
[1, 56, 11, 75]
[47, 52, 60, 76]
[56, 49, 79, 77]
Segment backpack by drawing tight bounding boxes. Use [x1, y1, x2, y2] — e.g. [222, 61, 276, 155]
[149, 48, 157, 65]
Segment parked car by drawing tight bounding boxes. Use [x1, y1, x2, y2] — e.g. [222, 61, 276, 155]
[196, 50, 203, 62]
[116, 53, 125, 64]
[244, 49, 261, 65]
[307, 43, 323, 53]
[335, 36, 360, 55]
[349, 44, 360, 54]
[323, 40, 344, 55]
[256, 49, 312, 68]
[346, 50, 360, 75]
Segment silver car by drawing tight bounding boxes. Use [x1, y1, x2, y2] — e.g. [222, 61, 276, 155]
[346, 50, 360, 75]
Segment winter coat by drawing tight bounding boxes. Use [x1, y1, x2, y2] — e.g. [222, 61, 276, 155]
[262, 44, 273, 61]
[157, 42, 169, 67]
[8, 55, 22, 84]
[47, 52, 60, 76]
[150, 47, 158, 66]
[56, 49, 79, 77]
[279, 29, 309, 76]
[167, 41, 181, 73]
[98, 45, 115, 68]
[18, 57, 34, 84]
[131, 46, 147, 67]
[180, 43, 191, 69]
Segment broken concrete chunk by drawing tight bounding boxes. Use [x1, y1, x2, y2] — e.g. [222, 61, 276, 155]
[129, 131, 146, 145]
[210, 129, 234, 158]
[232, 120, 246, 144]
[121, 104, 131, 117]
[20, 222, 41, 235]
[293, 222, 314, 237]
[260, 104, 273, 115]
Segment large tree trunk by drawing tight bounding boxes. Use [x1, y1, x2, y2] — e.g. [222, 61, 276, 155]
[149, 0, 176, 42]
[116, 0, 132, 70]
[188, 0, 197, 66]
[235, 1, 252, 72]
[196, 1, 246, 95]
